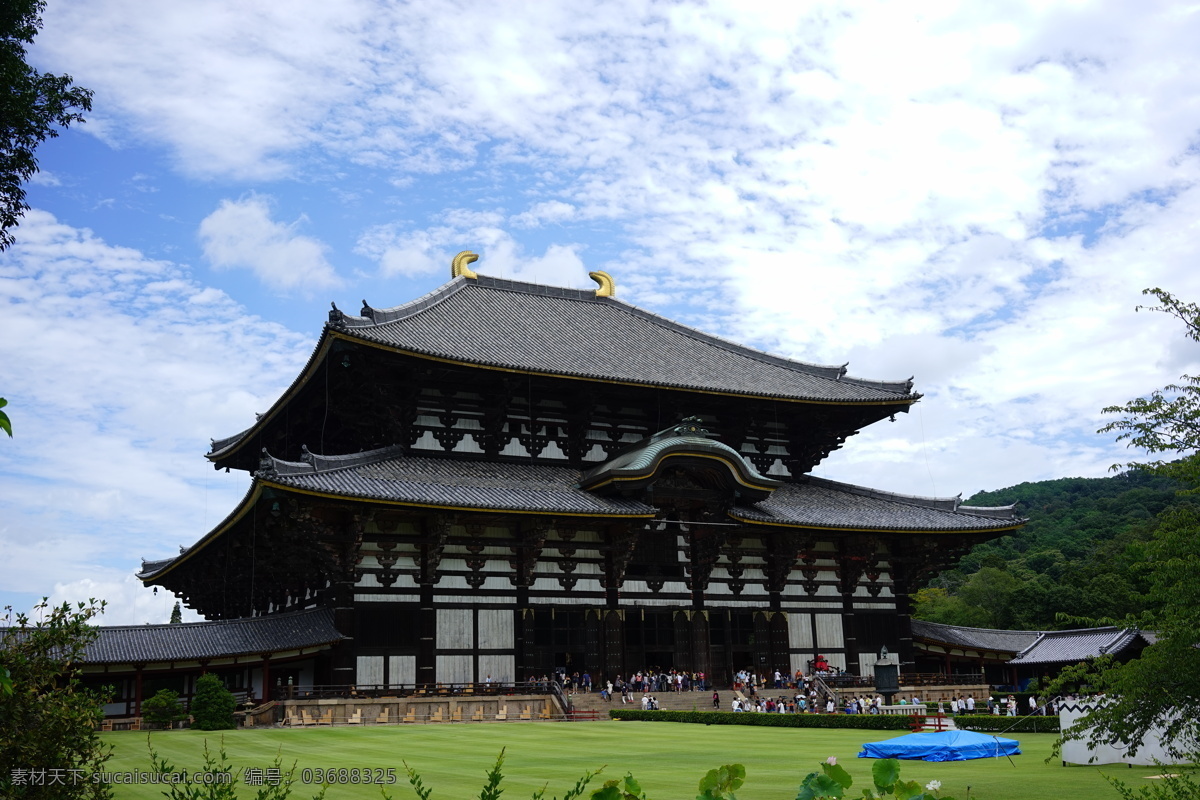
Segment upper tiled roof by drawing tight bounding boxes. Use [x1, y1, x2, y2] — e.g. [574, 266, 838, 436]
[729, 477, 1022, 532]
[1, 608, 343, 664]
[910, 619, 1042, 654]
[259, 447, 658, 517]
[335, 276, 917, 403]
[1009, 627, 1150, 666]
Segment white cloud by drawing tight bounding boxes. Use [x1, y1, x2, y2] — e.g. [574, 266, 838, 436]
[29, 170, 61, 187]
[43, 576, 203, 626]
[0, 210, 310, 620]
[358, 210, 591, 288]
[199, 195, 341, 291]
[18, 0, 1200, 550]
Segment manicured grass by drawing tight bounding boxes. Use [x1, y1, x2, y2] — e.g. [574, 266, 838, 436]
[99, 722, 1163, 800]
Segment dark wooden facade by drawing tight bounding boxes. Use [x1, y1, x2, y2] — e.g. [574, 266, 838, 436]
[141, 266, 1022, 686]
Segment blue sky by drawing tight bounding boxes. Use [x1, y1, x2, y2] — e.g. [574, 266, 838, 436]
[3, 0, 1200, 624]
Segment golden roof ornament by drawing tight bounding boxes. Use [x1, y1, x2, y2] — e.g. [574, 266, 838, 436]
[589, 270, 615, 297]
[452, 251, 479, 279]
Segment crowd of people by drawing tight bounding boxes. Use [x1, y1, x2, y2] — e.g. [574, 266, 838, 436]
[542, 664, 1064, 718]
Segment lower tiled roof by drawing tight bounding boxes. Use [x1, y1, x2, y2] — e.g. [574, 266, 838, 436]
[78, 608, 342, 663]
[730, 478, 1022, 532]
[263, 450, 656, 517]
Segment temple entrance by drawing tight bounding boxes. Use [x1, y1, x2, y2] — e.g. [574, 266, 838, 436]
[644, 651, 674, 671]
[555, 650, 587, 675]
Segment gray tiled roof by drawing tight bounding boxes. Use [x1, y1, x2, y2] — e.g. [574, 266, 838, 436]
[730, 477, 1023, 532]
[1009, 627, 1149, 666]
[261, 448, 657, 517]
[263, 447, 1005, 532]
[336, 276, 917, 403]
[147, 449, 1020, 583]
[13, 608, 342, 664]
[910, 619, 1042, 654]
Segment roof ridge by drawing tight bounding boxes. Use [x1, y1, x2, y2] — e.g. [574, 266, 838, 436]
[257, 444, 408, 478]
[911, 620, 1044, 635]
[88, 607, 331, 631]
[1015, 632, 1047, 658]
[1099, 628, 1134, 654]
[340, 277, 473, 328]
[1039, 625, 1123, 637]
[804, 475, 964, 511]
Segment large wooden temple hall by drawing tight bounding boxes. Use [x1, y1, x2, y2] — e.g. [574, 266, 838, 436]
[133, 255, 1023, 694]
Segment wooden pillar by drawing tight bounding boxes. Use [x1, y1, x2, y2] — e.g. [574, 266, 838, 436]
[752, 611, 771, 676]
[585, 609, 603, 677]
[416, 583, 436, 686]
[134, 665, 144, 717]
[769, 612, 789, 676]
[603, 610, 624, 681]
[673, 610, 693, 673]
[691, 611, 711, 683]
[515, 608, 534, 681]
[331, 582, 357, 686]
[260, 655, 271, 703]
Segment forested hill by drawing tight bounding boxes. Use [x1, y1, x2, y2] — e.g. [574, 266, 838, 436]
[913, 471, 1198, 631]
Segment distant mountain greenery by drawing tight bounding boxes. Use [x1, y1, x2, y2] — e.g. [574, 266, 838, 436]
[912, 470, 1199, 631]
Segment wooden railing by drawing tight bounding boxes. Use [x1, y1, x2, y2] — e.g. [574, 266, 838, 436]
[900, 673, 986, 687]
[273, 680, 551, 701]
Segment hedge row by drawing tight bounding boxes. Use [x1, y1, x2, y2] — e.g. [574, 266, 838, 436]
[953, 714, 1061, 733]
[609, 710, 915, 730]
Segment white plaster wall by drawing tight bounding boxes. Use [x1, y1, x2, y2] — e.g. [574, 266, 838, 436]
[814, 614, 844, 649]
[479, 655, 515, 683]
[436, 608, 473, 649]
[356, 656, 384, 685]
[477, 609, 514, 649]
[388, 655, 416, 685]
[788, 613, 814, 649]
[436, 655, 473, 684]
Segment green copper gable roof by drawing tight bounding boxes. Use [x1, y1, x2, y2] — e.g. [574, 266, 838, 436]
[577, 419, 783, 500]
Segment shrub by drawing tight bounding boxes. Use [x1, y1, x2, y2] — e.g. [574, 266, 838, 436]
[953, 714, 1060, 733]
[609, 709, 914, 730]
[142, 689, 186, 728]
[190, 673, 236, 731]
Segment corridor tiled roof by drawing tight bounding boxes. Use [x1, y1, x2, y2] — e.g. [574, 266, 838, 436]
[910, 619, 1042, 654]
[338, 276, 918, 403]
[72, 608, 342, 664]
[729, 477, 1022, 532]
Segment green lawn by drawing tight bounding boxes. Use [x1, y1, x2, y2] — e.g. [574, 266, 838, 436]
[98, 722, 1164, 800]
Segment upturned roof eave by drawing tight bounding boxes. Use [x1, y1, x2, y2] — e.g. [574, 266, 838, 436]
[207, 330, 919, 469]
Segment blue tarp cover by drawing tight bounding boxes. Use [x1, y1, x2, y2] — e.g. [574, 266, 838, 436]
[858, 730, 1021, 762]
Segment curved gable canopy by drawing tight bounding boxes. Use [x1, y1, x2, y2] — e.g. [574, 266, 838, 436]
[577, 417, 783, 502]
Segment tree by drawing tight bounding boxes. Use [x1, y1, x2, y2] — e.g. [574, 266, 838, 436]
[1058, 289, 1200, 768]
[0, 598, 113, 799]
[0, 397, 11, 437]
[1100, 288, 1200, 491]
[1, 0, 93, 250]
[190, 673, 236, 731]
[169, 601, 182, 625]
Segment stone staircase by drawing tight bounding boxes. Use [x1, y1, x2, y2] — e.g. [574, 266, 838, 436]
[566, 689, 731, 716]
